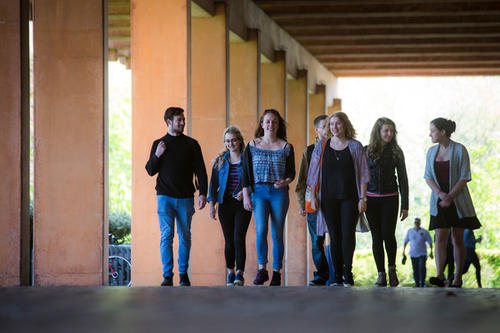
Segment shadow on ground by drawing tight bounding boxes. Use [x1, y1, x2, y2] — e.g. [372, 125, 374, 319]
[1, 286, 499, 332]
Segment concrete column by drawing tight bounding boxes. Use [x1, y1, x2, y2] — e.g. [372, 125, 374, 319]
[328, 98, 342, 115]
[190, 3, 227, 285]
[228, 30, 260, 281]
[33, 0, 107, 285]
[308, 85, 327, 145]
[0, 0, 29, 286]
[229, 30, 259, 140]
[131, 0, 190, 286]
[260, 51, 286, 115]
[285, 71, 308, 285]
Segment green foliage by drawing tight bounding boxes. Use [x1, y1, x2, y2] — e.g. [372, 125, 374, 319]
[468, 137, 500, 249]
[352, 248, 500, 288]
[109, 211, 131, 243]
[108, 62, 132, 214]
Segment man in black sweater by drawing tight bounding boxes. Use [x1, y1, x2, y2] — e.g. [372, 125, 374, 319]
[146, 107, 208, 287]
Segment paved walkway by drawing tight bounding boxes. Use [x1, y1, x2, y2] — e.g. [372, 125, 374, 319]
[1, 286, 499, 332]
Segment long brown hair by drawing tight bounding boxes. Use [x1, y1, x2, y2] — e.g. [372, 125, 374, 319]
[215, 125, 245, 169]
[254, 109, 287, 140]
[367, 117, 403, 162]
[323, 112, 356, 140]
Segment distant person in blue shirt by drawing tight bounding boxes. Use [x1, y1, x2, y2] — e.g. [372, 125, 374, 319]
[403, 218, 433, 287]
[463, 229, 482, 288]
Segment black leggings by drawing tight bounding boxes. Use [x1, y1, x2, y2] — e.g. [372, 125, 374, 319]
[321, 198, 358, 279]
[218, 196, 252, 271]
[365, 196, 399, 272]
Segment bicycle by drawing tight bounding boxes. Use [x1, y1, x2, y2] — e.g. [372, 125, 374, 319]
[108, 233, 132, 287]
[108, 255, 132, 287]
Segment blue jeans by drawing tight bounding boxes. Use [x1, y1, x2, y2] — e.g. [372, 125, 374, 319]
[252, 184, 289, 270]
[157, 195, 195, 277]
[411, 255, 427, 287]
[307, 212, 329, 281]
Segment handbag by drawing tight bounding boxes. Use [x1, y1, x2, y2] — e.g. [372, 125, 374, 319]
[305, 140, 327, 213]
[356, 212, 370, 233]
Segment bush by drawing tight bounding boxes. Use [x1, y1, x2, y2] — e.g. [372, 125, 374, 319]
[352, 248, 500, 288]
[109, 211, 131, 243]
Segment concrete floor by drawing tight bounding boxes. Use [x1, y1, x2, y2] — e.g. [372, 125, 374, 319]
[1, 286, 499, 333]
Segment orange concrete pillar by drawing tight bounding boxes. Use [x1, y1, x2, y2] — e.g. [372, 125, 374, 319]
[229, 30, 260, 281]
[260, 51, 286, 115]
[33, 0, 106, 285]
[307, 84, 327, 282]
[190, 3, 227, 285]
[131, 0, 190, 286]
[308, 85, 327, 145]
[0, 0, 29, 286]
[328, 98, 341, 115]
[285, 71, 308, 285]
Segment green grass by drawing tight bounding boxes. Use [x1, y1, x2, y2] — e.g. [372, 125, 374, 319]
[352, 249, 500, 288]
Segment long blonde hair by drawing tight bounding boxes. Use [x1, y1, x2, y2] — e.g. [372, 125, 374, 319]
[322, 112, 356, 140]
[215, 125, 245, 169]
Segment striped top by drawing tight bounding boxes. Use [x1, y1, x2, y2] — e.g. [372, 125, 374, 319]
[250, 144, 291, 184]
[226, 161, 241, 194]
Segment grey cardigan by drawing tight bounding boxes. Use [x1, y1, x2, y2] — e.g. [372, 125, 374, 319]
[424, 140, 477, 218]
[307, 138, 370, 235]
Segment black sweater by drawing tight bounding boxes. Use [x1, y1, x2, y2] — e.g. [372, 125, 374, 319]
[145, 133, 208, 198]
[367, 144, 409, 210]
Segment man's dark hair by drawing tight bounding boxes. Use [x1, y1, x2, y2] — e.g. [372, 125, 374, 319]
[313, 114, 328, 128]
[415, 218, 421, 222]
[164, 107, 184, 123]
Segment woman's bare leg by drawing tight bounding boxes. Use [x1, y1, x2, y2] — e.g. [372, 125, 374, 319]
[451, 227, 466, 285]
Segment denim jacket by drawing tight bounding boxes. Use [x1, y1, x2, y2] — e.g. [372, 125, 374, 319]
[208, 151, 244, 204]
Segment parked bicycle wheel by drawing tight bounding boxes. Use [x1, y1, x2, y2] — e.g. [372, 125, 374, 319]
[108, 255, 131, 287]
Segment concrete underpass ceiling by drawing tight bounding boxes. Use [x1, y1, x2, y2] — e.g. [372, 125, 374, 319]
[108, 0, 500, 77]
[254, 0, 500, 77]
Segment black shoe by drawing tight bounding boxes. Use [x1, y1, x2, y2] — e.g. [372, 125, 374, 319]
[329, 276, 343, 287]
[308, 276, 327, 286]
[234, 272, 245, 286]
[253, 269, 269, 285]
[161, 276, 173, 287]
[343, 272, 354, 287]
[179, 273, 191, 286]
[270, 271, 281, 286]
[429, 276, 445, 287]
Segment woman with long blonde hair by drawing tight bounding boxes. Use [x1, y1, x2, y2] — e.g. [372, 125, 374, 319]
[307, 112, 369, 287]
[208, 125, 251, 286]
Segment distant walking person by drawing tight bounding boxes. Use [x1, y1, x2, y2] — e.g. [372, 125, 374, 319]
[307, 112, 369, 287]
[242, 109, 295, 286]
[463, 228, 482, 288]
[208, 126, 252, 286]
[424, 118, 481, 288]
[146, 107, 208, 287]
[295, 114, 330, 286]
[403, 218, 433, 287]
[365, 118, 409, 287]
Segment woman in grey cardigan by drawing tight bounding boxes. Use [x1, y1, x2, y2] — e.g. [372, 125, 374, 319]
[424, 118, 480, 288]
[307, 112, 370, 287]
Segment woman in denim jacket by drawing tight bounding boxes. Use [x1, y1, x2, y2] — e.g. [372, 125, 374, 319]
[208, 126, 252, 286]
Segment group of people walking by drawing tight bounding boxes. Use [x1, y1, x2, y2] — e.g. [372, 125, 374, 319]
[146, 106, 481, 288]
